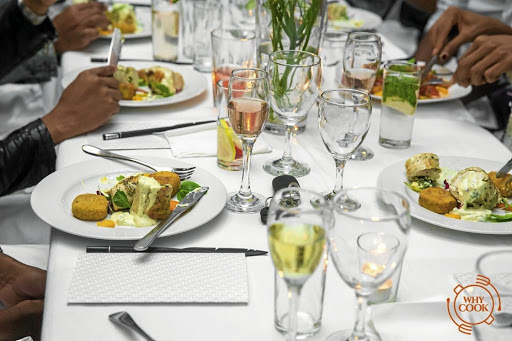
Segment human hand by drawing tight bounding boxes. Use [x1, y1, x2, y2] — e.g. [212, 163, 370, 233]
[0, 253, 46, 308]
[453, 35, 512, 87]
[42, 65, 121, 144]
[22, 0, 55, 15]
[0, 299, 44, 341]
[53, 3, 110, 53]
[425, 7, 512, 63]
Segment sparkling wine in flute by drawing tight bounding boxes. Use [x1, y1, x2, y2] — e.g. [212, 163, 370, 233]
[228, 98, 269, 139]
[342, 68, 377, 92]
[268, 223, 326, 281]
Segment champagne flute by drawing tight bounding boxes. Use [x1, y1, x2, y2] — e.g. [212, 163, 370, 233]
[341, 32, 382, 161]
[267, 188, 331, 341]
[318, 89, 372, 201]
[225, 68, 270, 213]
[328, 187, 410, 341]
[263, 50, 322, 177]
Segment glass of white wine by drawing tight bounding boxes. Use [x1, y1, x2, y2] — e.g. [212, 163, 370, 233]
[341, 32, 382, 161]
[328, 187, 410, 341]
[225, 68, 270, 213]
[267, 188, 332, 341]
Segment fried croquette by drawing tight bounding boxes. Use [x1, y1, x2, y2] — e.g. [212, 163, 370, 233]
[72, 194, 109, 221]
[418, 187, 457, 214]
[489, 171, 512, 198]
[148, 171, 181, 196]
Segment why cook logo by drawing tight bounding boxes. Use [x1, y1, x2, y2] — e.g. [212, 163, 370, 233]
[447, 274, 501, 335]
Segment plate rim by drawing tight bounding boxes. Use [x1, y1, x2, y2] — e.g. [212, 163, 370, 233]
[372, 84, 472, 104]
[30, 157, 227, 240]
[61, 61, 208, 107]
[327, 7, 382, 31]
[376, 155, 512, 235]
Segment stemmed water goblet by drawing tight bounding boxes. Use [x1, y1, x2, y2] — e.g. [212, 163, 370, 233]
[263, 50, 322, 177]
[318, 89, 372, 201]
[225, 68, 270, 213]
[328, 187, 410, 341]
[267, 188, 332, 341]
[341, 32, 382, 161]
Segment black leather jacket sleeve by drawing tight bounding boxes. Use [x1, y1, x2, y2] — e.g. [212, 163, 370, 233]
[0, 0, 57, 82]
[0, 119, 56, 196]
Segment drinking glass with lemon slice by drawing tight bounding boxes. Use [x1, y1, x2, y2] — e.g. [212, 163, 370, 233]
[216, 78, 243, 171]
[378, 62, 422, 149]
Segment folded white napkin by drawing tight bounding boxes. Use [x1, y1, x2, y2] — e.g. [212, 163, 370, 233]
[163, 124, 272, 158]
[68, 253, 248, 304]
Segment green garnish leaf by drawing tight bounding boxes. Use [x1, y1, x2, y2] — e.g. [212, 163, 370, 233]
[404, 182, 422, 193]
[488, 213, 512, 222]
[116, 175, 125, 181]
[138, 79, 147, 87]
[113, 190, 130, 209]
[177, 181, 201, 201]
[149, 79, 172, 97]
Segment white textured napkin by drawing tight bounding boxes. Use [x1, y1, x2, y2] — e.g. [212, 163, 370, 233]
[164, 126, 272, 158]
[68, 253, 248, 304]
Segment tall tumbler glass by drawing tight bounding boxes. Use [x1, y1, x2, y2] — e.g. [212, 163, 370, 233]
[192, 1, 222, 72]
[179, 0, 202, 60]
[379, 62, 422, 149]
[341, 32, 382, 161]
[211, 28, 256, 101]
[226, 68, 270, 213]
[319, 31, 347, 92]
[152, 0, 180, 62]
[263, 50, 322, 178]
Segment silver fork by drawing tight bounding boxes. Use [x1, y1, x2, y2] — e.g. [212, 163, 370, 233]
[82, 145, 195, 180]
[109, 311, 156, 341]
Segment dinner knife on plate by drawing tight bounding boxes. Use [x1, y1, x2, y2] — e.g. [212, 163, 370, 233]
[134, 187, 209, 251]
[107, 28, 123, 66]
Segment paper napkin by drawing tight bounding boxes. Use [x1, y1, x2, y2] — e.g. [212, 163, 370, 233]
[164, 126, 272, 158]
[68, 253, 248, 304]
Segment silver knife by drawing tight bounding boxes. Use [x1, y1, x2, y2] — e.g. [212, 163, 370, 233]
[107, 28, 123, 66]
[496, 158, 512, 178]
[421, 55, 438, 82]
[134, 187, 209, 251]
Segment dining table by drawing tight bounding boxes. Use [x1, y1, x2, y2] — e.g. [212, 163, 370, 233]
[34, 29, 512, 341]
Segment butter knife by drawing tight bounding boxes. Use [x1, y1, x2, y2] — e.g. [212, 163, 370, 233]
[107, 28, 123, 66]
[421, 55, 438, 82]
[496, 158, 512, 178]
[134, 187, 209, 251]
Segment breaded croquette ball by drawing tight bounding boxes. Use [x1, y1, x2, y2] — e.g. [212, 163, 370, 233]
[148, 171, 181, 196]
[418, 187, 457, 214]
[72, 194, 109, 221]
[489, 171, 512, 198]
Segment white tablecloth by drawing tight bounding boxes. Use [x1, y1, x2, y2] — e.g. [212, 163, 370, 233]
[38, 36, 512, 340]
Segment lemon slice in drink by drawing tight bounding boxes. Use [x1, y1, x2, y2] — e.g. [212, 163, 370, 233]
[217, 120, 236, 162]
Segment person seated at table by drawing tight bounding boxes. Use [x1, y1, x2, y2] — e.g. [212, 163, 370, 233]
[415, 6, 512, 87]
[0, 0, 121, 197]
[0, 249, 47, 341]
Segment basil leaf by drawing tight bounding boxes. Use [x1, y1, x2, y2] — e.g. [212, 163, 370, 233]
[177, 181, 201, 201]
[489, 213, 512, 222]
[116, 175, 125, 181]
[113, 190, 130, 209]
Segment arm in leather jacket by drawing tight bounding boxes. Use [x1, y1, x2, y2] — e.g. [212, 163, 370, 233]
[0, 119, 56, 196]
[0, 0, 57, 81]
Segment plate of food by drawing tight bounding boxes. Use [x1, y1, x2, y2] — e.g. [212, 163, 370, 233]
[99, 4, 151, 39]
[377, 153, 512, 234]
[30, 157, 227, 240]
[371, 65, 472, 104]
[327, 2, 382, 32]
[61, 62, 208, 107]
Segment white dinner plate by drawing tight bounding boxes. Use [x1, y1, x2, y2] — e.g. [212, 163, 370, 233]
[327, 7, 382, 32]
[372, 84, 472, 104]
[31, 157, 227, 240]
[99, 6, 151, 40]
[61, 62, 208, 107]
[377, 156, 512, 235]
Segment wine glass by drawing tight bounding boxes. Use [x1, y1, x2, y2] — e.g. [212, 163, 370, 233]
[225, 68, 270, 213]
[328, 187, 411, 341]
[263, 50, 322, 177]
[267, 188, 332, 341]
[341, 32, 382, 161]
[318, 89, 372, 201]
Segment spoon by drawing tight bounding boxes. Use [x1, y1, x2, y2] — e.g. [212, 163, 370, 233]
[109, 311, 156, 341]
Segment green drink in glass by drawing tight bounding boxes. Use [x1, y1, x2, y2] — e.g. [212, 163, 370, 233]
[379, 62, 422, 149]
